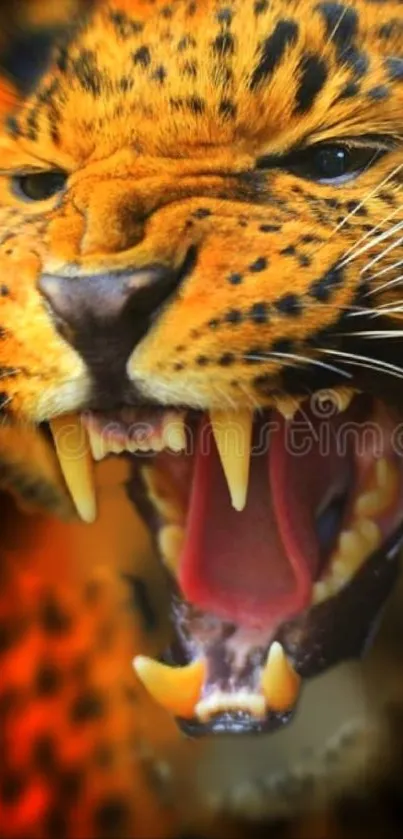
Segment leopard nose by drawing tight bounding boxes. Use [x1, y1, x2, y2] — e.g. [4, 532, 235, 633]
[38, 266, 179, 381]
[39, 266, 177, 330]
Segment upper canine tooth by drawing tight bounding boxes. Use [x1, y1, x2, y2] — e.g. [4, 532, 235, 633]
[210, 410, 253, 512]
[133, 656, 206, 719]
[50, 414, 97, 523]
[260, 642, 300, 713]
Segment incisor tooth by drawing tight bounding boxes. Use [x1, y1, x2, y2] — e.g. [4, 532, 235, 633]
[162, 414, 187, 452]
[275, 397, 300, 421]
[87, 426, 106, 462]
[260, 642, 300, 713]
[210, 410, 253, 511]
[133, 656, 205, 719]
[50, 414, 97, 523]
[335, 388, 354, 413]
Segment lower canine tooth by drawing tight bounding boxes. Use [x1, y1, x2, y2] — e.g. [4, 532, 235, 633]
[133, 656, 205, 719]
[50, 414, 97, 523]
[210, 409, 253, 512]
[260, 642, 300, 713]
[158, 525, 185, 575]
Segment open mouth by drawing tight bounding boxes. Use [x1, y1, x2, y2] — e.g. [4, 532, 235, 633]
[47, 389, 403, 735]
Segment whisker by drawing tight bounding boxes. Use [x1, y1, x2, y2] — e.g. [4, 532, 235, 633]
[329, 163, 403, 240]
[361, 233, 403, 274]
[322, 348, 403, 380]
[365, 270, 403, 297]
[340, 204, 403, 264]
[338, 219, 403, 270]
[245, 350, 351, 379]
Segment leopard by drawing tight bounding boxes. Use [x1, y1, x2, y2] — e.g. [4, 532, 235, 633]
[0, 0, 403, 837]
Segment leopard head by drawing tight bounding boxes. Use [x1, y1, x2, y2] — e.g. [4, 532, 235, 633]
[1, 0, 402, 767]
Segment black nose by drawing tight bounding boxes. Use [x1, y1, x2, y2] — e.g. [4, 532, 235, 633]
[38, 264, 182, 398]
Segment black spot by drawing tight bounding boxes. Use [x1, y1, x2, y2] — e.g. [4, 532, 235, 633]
[177, 35, 197, 51]
[219, 98, 237, 118]
[93, 797, 130, 838]
[316, 4, 358, 52]
[39, 595, 71, 635]
[132, 45, 151, 67]
[174, 362, 185, 371]
[1, 771, 26, 805]
[379, 20, 403, 40]
[109, 10, 144, 38]
[152, 65, 167, 83]
[271, 338, 295, 354]
[196, 355, 209, 366]
[118, 76, 133, 92]
[161, 5, 173, 18]
[338, 81, 360, 99]
[72, 50, 104, 96]
[249, 256, 268, 272]
[225, 309, 243, 325]
[386, 57, 403, 82]
[186, 2, 197, 16]
[344, 48, 369, 79]
[35, 661, 62, 696]
[254, 0, 269, 14]
[0, 620, 16, 653]
[6, 116, 21, 137]
[346, 200, 367, 216]
[212, 32, 235, 55]
[296, 53, 328, 111]
[324, 198, 340, 209]
[193, 208, 211, 219]
[183, 60, 198, 77]
[58, 769, 84, 803]
[299, 254, 312, 267]
[32, 735, 57, 773]
[209, 318, 220, 328]
[259, 224, 280, 232]
[1, 285, 9, 296]
[45, 807, 68, 839]
[228, 273, 243, 285]
[250, 302, 269, 324]
[70, 689, 105, 723]
[250, 20, 299, 90]
[216, 7, 233, 24]
[219, 353, 235, 366]
[367, 84, 389, 100]
[187, 95, 205, 113]
[276, 293, 302, 316]
[309, 265, 344, 301]
[124, 575, 157, 632]
[280, 245, 296, 256]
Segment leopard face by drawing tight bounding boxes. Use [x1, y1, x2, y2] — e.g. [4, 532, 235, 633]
[0, 0, 403, 811]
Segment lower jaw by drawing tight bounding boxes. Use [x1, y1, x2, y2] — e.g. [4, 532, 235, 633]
[45, 390, 403, 735]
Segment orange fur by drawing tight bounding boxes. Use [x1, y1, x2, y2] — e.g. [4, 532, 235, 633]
[0, 0, 402, 836]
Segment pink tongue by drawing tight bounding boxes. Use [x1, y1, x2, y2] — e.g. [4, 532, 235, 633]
[179, 413, 348, 630]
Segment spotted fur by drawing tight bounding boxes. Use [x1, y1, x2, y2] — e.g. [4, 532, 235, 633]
[0, 0, 403, 836]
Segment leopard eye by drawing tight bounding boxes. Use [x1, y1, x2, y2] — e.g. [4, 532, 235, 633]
[12, 171, 67, 202]
[287, 145, 382, 183]
[256, 144, 384, 184]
